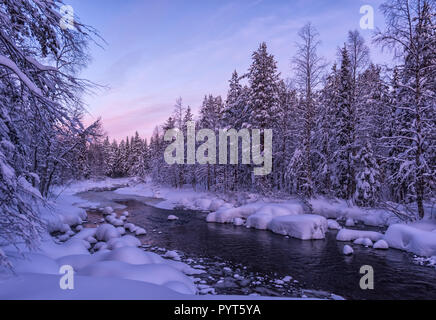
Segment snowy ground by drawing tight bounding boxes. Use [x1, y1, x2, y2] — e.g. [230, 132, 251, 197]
[1, 177, 435, 300]
[0, 178, 320, 300]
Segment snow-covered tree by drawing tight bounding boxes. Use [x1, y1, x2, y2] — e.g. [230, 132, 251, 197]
[374, 0, 435, 218]
[353, 142, 382, 206]
[291, 23, 325, 197]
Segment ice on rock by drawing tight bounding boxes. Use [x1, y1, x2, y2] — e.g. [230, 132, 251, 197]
[168, 215, 179, 221]
[336, 229, 383, 242]
[327, 219, 341, 230]
[268, 214, 328, 240]
[343, 245, 354, 255]
[373, 239, 389, 250]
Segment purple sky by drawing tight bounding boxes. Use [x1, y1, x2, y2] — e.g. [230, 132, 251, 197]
[68, 0, 392, 141]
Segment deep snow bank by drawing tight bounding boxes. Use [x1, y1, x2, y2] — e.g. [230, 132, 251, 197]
[384, 224, 436, 257]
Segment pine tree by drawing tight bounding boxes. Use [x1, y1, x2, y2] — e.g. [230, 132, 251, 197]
[247, 42, 280, 129]
[333, 45, 356, 199]
[353, 142, 381, 206]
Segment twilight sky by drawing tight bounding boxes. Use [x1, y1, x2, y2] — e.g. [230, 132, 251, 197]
[68, 0, 391, 141]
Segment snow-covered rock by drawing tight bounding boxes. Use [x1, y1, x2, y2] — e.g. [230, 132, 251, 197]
[384, 224, 436, 257]
[233, 218, 245, 226]
[327, 219, 341, 230]
[353, 238, 373, 247]
[135, 227, 147, 236]
[164, 250, 181, 261]
[336, 229, 383, 242]
[373, 239, 389, 250]
[95, 224, 120, 242]
[343, 245, 354, 255]
[268, 214, 328, 240]
[116, 227, 126, 235]
[103, 207, 114, 215]
[345, 218, 355, 227]
[107, 235, 141, 250]
[168, 215, 179, 221]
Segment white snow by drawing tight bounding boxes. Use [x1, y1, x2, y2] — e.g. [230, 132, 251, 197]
[327, 219, 341, 230]
[384, 224, 436, 257]
[353, 238, 373, 247]
[336, 229, 384, 242]
[373, 239, 389, 250]
[164, 250, 181, 261]
[168, 215, 179, 221]
[268, 215, 328, 240]
[345, 218, 355, 227]
[343, 245, 354, 255]
[95, 224, 120, 242]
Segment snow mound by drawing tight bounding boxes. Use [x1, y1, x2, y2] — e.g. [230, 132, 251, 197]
[103, 247, 163, 265]
[268, 214, 328, 240]
[343, 245, 354, 256]
[327, 219, 341, 230]
[373, 239, 389, 250]
[168, 215, 179, 221]
[336, 229, 383, 242]
[95, 224, 120, 242]
[78, 260, 196, 294]
[246, 204, 302, 230]
[353, 238, 373, 247]
[233, 218, 245, 226]
[164, 250, 181, 261]
[7, 253, 59, 275]
[345, 218, 355, 227]
[384, 224, 436, 257]
[106, 235, 141, 250]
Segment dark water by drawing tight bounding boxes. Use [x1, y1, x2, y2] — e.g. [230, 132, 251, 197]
[114, 199, 436, 300]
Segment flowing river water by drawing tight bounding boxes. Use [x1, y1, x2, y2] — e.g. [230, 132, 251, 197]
[78, 190, 436, 300]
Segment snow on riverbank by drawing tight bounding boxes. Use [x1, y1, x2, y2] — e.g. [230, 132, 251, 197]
[113, 179, 436, 256]
[3, 177, 434, 300]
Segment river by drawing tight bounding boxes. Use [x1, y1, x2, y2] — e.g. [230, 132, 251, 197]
[78, 190, 436, 300]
